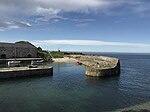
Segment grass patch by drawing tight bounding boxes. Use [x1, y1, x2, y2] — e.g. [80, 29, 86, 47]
[37, 51, 52, 62]
[50, 52, 65, 58]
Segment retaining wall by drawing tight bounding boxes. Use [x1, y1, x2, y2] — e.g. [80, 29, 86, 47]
[71, 55, 121, 77]
[0, 67, 53, 79]
[85, 60, 120, 77]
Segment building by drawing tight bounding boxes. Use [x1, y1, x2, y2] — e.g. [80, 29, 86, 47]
[0, 41, 38, 59]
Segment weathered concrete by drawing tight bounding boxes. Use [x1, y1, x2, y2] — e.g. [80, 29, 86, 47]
[85, 60, 120, 77]
[71, 55, 120, 77]
[0, 58, 43, 61]
[0, 58, 43, 64]
[0, 66, 53, 79]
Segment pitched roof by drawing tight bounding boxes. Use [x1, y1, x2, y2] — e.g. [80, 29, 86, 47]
[0, 41, 37, 48]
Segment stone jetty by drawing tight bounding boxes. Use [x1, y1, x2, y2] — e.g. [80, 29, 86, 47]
[0, 58, 43, 64]
[0, 66, 53, 79]
[71, 55, 120, 77]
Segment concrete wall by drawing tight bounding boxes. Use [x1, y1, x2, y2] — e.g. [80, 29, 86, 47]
[71, 55, 121, 77]
[85, 60, 120, 77]
[0, 67, 53, 79]
[15, 47, 37, 58]
[0, 44, 15, 58]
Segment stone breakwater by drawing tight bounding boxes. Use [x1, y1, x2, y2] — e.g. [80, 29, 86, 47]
[71, 55, 120, 77]
[0, 66, 53, 79]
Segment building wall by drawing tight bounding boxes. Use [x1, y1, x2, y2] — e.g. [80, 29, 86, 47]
[0, 44, 15, 58]
[0, 43, 37, 59]
[16, 47, 37, 58]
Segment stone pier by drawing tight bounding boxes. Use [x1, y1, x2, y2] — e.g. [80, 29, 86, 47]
[0, 58, 43, 64]
[0, 66, 53, 79]
[71, 55, 120, 77]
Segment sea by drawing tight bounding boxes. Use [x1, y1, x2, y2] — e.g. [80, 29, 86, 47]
[0, 53, 150, 112]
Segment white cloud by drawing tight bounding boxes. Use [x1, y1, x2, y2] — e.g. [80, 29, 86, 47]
[34, 0, 106, 12]
[0, 0, 149, 30]
[76, 23, 89, 27]
[0, 21, 32, 30]
[35, 6, 61, 21]
[73, 18, 95, 27]
[52, 19, 60, 23]
[32, 40, 150, 48]
[36, 7, 60, 15]
[0, 29, 5, 31]
[73, 19, 95, 22]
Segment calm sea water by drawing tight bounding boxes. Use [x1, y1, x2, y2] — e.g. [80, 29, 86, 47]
[0, 53, 150, 112]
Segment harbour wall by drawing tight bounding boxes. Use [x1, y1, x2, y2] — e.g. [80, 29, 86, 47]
[71, 55, 120, 77]
[85, 59, 120, 77]
[0, 67, 53, 79]
[0, 58, 43, 64]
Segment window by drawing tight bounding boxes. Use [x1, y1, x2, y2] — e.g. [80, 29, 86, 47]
[27, 54, 32, 58]
[1, 54, 6, 59]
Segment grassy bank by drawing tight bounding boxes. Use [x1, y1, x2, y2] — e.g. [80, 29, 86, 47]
[37, 50, 83, 62]
[37, 51, 52, 62]
[37, 51, 65, 62]
[50, 52, 65, 58]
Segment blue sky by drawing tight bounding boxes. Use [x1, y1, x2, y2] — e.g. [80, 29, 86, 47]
[0, 0, 150, 53]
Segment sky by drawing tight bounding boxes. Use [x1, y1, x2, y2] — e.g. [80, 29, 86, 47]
[0, 0, 150, 53]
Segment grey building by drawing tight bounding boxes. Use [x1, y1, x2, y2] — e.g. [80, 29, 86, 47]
[0, 42, 38, 59]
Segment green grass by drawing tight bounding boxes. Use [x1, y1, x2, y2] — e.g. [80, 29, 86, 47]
[50, 52, 65, 58]
[37, 51, 52, 62]
[37, 51, 65, 61]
